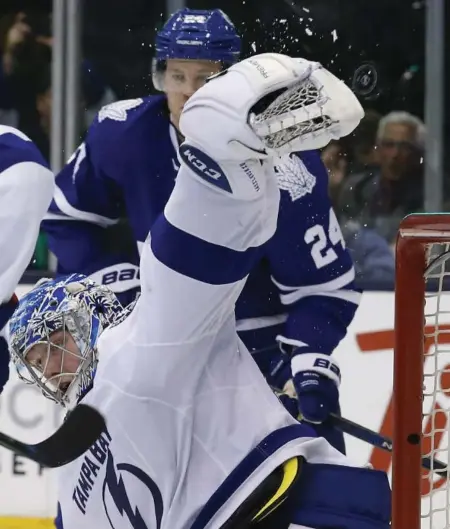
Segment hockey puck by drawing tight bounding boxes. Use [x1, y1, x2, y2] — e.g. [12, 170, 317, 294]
[352, 62, 379, 98]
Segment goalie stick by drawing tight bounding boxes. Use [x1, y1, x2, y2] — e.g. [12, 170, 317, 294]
[0, 403, 105, 468]
[330, 412, 449, 478]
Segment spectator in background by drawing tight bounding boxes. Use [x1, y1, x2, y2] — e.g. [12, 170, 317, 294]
[0, 11, 52, 131]
[0, 10, 105, 160]
[337, 111, 424, 243]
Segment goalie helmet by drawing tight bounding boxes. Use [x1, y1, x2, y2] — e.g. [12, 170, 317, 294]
[152, 8, 241, 91]
[9, 274, 124, 408]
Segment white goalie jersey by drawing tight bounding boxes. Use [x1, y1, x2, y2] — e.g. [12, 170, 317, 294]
[55, 155, 356, 529]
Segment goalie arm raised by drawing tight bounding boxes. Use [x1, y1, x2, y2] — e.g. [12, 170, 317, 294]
[136, 156, 279, 345]
[133, 53, 363, 347]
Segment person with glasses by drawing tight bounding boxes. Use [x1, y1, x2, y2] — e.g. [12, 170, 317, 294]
[338, 111, 425, 244]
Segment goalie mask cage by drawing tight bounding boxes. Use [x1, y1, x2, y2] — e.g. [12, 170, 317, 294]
[393, 214, 450, 529]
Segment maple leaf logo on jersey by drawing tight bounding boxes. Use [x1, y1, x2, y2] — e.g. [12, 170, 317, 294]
[275, 154, 317, 201]
[98, 99, 144, 123]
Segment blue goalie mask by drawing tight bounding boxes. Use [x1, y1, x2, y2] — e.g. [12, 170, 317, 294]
[9, 274, 124, 408]
[152, 8, 241, 91]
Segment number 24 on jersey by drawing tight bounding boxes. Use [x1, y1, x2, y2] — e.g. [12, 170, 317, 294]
[305, 208, 345, 269]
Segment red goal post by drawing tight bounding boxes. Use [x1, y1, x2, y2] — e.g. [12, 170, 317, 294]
[393, 214, 450, 529]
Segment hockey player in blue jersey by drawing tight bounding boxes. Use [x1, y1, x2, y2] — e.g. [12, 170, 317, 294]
[42, 8, 361, 453]
[0, 125, 54, 394]
[10, 52, 389, 529]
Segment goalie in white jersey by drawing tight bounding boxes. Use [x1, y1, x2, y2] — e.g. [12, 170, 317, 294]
[9, 54, 390, 529]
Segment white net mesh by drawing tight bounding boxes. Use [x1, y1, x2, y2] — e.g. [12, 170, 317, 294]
[422, 243, 450, 529]
[250, 79, 335, 149]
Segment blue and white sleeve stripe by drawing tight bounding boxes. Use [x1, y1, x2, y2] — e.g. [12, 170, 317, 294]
[137, 161, 278, 344]
[271, 266, 361, 308]
[150, 213, 263, 285]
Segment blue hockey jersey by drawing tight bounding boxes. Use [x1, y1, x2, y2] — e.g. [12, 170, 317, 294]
[42, 95, 360, 384]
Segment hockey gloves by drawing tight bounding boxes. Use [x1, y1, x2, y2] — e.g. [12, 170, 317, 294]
[291, 353, 341, 424]
[272, 348, 345, 453]
[294, 354, 345, 453]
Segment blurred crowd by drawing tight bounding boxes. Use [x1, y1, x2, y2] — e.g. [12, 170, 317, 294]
[0, 0, 448, 285]
[322, 109, 425, 283]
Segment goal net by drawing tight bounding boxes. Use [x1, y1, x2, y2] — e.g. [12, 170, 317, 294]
[393, 214, 450, 529]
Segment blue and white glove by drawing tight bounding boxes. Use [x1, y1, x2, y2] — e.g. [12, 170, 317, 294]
[0, 294, 18, 394]
[271, 347, 345, 453]
[293, 352, 345, 453]
[291, 353, 341, 424]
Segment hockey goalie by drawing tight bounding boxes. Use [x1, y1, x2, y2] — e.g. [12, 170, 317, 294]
[9, 53, 390, 529]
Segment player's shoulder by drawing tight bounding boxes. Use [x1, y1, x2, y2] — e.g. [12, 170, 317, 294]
[88, 95, 169, 146]
[83, 94, 171, 174]
[274, 149, 328, 205]
[0, 125, 49, 174]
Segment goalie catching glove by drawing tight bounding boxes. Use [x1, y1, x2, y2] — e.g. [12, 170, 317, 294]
[180, 52, 364, 161]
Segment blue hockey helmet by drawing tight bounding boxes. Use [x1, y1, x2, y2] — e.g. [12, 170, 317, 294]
[9, 274, 124, 408]
[152, 8, 241, 91]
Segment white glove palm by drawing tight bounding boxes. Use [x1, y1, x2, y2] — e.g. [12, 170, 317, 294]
[180, 53, 364, 161]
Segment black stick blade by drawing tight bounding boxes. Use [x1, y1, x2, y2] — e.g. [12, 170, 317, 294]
[0, 404, 106, 468]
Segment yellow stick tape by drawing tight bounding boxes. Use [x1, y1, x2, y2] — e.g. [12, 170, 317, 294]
[0, 518, 53, 529]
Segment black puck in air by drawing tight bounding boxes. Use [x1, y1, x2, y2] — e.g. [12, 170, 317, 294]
[352, 62, 379, 98]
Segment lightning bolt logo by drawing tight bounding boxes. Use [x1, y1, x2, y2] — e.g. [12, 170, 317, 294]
[102, 451, 163, 529]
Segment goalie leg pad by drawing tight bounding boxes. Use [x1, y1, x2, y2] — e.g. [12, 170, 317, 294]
[219, 459, 391, 529]
[290, 463, 391, 529]
[220, 456, 303, 529]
